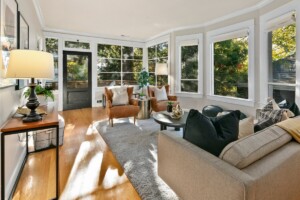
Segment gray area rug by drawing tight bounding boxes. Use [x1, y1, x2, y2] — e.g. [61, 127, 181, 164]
[96, 118, 181, 200]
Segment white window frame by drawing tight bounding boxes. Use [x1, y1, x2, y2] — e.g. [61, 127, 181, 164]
[145, 35, 170, 87]
[206, 20, 255, 107]
[175, 34, 203, 98]
[259, 0, 300, 107]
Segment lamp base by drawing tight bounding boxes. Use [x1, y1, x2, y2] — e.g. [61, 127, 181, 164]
[23, 78, 41, 123]
[23, 114, 42, 122]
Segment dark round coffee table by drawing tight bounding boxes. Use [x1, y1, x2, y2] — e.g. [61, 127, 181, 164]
[152, 111, 188, 131]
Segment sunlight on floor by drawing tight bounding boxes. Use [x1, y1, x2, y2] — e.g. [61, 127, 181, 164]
[60, 125, 103, 199]
[102, 166, 127, 189]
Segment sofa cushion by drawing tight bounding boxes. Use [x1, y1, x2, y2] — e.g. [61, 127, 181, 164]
[183, 109, 240, 156]
[238, 116, 254, 139]
[219, 125, 292, 169]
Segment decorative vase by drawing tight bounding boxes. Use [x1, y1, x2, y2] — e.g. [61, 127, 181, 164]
[167, 104, 173, 112]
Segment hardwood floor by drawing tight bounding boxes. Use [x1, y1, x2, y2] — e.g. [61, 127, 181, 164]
[12, 107, 141, 200]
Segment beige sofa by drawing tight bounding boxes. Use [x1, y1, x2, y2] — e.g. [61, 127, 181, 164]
[158, 125, 300, 200]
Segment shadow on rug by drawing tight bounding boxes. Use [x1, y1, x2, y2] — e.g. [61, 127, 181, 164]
[96, 118, 181, 200]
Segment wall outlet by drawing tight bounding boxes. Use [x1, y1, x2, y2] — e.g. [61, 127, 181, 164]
[97, 100, 102, 103]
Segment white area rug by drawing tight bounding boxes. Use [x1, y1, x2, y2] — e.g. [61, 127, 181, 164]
[96, 118, 182, 200]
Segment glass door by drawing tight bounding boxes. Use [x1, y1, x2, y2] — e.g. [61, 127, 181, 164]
[63, 51, 92, 110]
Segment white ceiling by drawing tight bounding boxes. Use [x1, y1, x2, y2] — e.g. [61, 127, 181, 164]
[35, 0, 269, 41]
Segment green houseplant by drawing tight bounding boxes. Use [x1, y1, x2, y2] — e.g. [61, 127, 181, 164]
[138, 69, 149, 97]
[167, 101, 173, 112]
[24, 84, 55, 102]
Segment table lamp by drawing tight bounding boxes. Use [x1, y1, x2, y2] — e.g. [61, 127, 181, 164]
[155, 63, 168, 85]
[6, 50, 54, 122]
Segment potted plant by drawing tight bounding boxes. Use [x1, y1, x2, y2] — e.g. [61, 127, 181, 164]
[24, 84, 55, 105]
[167, 101, 173, 112]
[138, 69, 149, 98]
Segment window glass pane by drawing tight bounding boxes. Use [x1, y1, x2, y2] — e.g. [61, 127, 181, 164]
[268, 84, 295, 104]
[97, 59, 121, 72]
[98, 44, 121, 58]
[214, 36, 249, 99]
[149, 73, 155, 85]
[148, 46, 155, 59]
[122, 46, 134, 59]
[122, 73, 139, 85]
[181, 45, 198, 79]
[157, 42, 168, 58]
[65, 41, 90, 49]
[66, 55, 89, 89]
[134, 47, 143, 59]
[45, 38, 58, 90]
[269, 24, 296, 84]
[157, 75, 168, 87]
[181, 80, 198, 93]
[148, 60, 156, 73]
[97, 73, 121, 87]
[123, 60, 143, 73]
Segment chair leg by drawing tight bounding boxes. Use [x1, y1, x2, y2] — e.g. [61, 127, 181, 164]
[134, 116, 136, 125]
[111, 119, 113, 127]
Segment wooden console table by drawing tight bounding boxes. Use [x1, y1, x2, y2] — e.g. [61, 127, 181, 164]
[0, 105, 59, 200]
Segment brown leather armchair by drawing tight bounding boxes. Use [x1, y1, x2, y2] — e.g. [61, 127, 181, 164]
[148, 85, 178, 112]
[105, 87, 140, 127]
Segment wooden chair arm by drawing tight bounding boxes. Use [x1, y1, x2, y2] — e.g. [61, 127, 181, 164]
[130, 98, 139, 106]
[106, 100, 112, 108]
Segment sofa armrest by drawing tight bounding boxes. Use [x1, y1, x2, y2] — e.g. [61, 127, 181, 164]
[167, 95, 177, 101]
[158, 131, 255, 200]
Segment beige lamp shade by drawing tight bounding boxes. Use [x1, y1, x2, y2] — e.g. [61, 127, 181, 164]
[6, 50, 54, 79]
[155, 63, 168, 75]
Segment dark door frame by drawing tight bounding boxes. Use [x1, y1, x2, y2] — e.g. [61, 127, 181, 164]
[63, 51, 92, 110]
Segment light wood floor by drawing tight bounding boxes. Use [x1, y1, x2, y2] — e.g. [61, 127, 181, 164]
[12, 107, 141, 200]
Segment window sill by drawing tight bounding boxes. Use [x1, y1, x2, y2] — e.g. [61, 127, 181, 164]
[207, 95, 255, 107]
[175, 92, 203, 98]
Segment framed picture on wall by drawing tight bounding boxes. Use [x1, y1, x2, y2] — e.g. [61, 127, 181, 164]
[15, 11, 29, 90]
[0, 0, 18, 87]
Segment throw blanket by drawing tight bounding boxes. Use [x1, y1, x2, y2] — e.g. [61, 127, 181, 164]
[276, 118, 300, 143]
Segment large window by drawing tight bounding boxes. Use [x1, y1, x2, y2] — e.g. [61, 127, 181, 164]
[97, 44, 143, 87]
[176, 34, 203, 95]
[267, 12, 296, 104]
[148, 42, 168, 86]
[45, 38, 59, 90]
[207, 20, 254, 106]
[214, 35, 249, 99]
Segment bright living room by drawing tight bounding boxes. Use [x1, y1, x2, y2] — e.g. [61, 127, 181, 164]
[1, 0, 300, 199]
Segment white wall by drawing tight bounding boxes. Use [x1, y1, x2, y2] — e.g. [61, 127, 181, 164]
[0, 0, 43, 198]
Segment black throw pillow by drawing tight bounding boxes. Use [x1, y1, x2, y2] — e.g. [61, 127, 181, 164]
[289, 103, 300, 116]
[183, 109, 240, 156]
[254, 117, 274, 132]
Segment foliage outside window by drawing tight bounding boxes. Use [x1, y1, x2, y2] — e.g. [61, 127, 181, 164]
[213, 36, 249, 99]
[66, 54, 89, 89]
[180, 45, 198, 92]
[268, 22, 296, 104]
[45, 38, 59, 90]
[97, 44, 143, 87]
[65, 41, 90, 49]
[148, 42, 168, 86]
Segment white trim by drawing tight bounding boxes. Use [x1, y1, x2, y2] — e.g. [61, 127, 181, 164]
[145, 34, 170, 48]
[176, 92, 203, 98]
[207, 95, 255, 107]
[43, 27, 145, 43]
[259, 0, 300, 106]
[206, 20, 255, 104]
[175, 33, 203, 96]
[6, 148, 26, 199]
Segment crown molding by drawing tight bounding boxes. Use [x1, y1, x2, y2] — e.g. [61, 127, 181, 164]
[32, 0, 45, 29]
